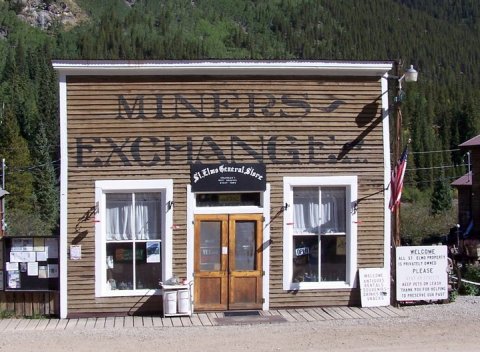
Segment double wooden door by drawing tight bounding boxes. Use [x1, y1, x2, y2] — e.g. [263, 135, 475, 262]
[194, 214, 263, 311]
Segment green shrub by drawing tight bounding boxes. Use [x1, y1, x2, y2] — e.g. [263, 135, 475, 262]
[0, 310, 15, 318]
[459, 264, 480, 296]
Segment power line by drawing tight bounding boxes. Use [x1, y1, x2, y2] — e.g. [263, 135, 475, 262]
[409, 148, 461, 155]
[404, 174, 464, 186]
[406, 163, 467, 171]
[7, 159, 60, 173]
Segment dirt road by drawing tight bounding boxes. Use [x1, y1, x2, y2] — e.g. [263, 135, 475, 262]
[1, 296, 479, 352]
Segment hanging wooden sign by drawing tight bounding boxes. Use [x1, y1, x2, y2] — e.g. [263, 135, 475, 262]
[190, 163, 266, 192]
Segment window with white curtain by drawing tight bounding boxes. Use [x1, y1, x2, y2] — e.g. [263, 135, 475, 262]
[283, 176, 357, 290]
[95, 180, 173, 297]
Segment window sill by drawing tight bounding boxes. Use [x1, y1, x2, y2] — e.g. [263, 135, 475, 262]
[286, 281, 353, 291]
[97, 288, 162, 297]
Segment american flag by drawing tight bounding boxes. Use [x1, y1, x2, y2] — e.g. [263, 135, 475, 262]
[389, 146, 408, 212]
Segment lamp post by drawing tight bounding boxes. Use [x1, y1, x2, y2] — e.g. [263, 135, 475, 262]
[391, 62, 418, 247]
[389, 61, 418, 306]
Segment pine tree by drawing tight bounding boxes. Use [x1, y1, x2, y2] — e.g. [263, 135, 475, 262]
[430, 174, 452, 215]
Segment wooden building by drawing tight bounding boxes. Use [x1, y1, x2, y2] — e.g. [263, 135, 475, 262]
[53, 60, 394, 318]
[452, 136, 480, 260]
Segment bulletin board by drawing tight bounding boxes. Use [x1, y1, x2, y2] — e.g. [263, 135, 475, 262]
[2, 236, 59, 291]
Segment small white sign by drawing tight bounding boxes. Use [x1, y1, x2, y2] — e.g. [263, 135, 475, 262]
[27, 262, 39, 276]
[359, 268, 390, 307]
[5, 262, 19, 271]
[146, 241, 160, 263]
[70, 245, 82, 260]
[10, 251, 36, 263]
[396, 245, 448, 301]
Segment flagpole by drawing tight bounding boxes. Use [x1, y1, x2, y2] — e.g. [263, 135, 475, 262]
[393, 61, 403, 248]
[391, 61, 402, 307]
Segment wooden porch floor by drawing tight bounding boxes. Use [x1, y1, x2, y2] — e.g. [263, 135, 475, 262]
[0, 306, 407, 331]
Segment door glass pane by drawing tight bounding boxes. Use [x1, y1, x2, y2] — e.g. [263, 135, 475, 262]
[235, 221, 256, 271]
[200, 221, 221, 271]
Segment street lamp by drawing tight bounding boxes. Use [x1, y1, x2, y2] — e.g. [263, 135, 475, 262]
[389, 61, 418, 306]
[390, 62, 418, 247]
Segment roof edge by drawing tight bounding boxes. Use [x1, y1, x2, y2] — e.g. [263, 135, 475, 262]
[52, 60, 393, 77]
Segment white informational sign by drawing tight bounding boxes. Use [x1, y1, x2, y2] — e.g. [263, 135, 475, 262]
[359, 268, 390, 307]
[70, 245, 82, 260]
[10, 251, 36, 263]
[396, 245, 448, 301]
[11, 238, 34, 252]
[5, 262, 19, 271]
[27, 262, 39, 276]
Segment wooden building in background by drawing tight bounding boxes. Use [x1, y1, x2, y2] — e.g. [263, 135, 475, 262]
[452, 136, 480, 260]
[53, 60, 394, 318]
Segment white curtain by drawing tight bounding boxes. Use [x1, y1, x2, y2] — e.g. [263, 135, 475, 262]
[106, 192, 162, 241]
[106, 194, 132, 240]
[321, 188, 346, 233]
[293, 187, 346, 234]
[135, 193, 161, 240]
[293, 188, 320, 234]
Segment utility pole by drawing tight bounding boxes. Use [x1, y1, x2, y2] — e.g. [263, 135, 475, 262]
[1, 101, 6, 237]
[1, 159, 5, 237]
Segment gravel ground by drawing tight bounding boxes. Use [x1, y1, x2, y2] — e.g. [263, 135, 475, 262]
[0, 296, 479, 352]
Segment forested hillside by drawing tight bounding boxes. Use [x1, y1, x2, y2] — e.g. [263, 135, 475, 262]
[1, 0, 479, 241]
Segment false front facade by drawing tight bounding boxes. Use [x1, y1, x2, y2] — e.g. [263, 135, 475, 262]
[53, 60, 393, 318]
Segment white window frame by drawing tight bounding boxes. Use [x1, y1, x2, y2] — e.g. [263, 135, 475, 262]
[283, 176, 357, 290]
[95, 179, 173, 297]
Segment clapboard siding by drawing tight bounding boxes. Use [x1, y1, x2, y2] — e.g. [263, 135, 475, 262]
[65, 75, 386, 314]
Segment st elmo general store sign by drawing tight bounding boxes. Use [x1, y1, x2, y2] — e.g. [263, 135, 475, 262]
[191, 163, 266, 192]
[74, 93, 376, 167]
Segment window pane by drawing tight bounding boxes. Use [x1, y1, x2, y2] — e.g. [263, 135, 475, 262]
[136, 241, 162, 289]
[199, 221, 221, 271]
[321, 188, 346, 233]
[293, 187, 319, 234]
[320, 235, 346, 281]
[106, 193, 132, 241]
[292, 236, 318, 282]
[235, 221, 256, 271]
[106, 242, 134, 290]
[196, 193, 261, 207]
[135, 192, 162, 240]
